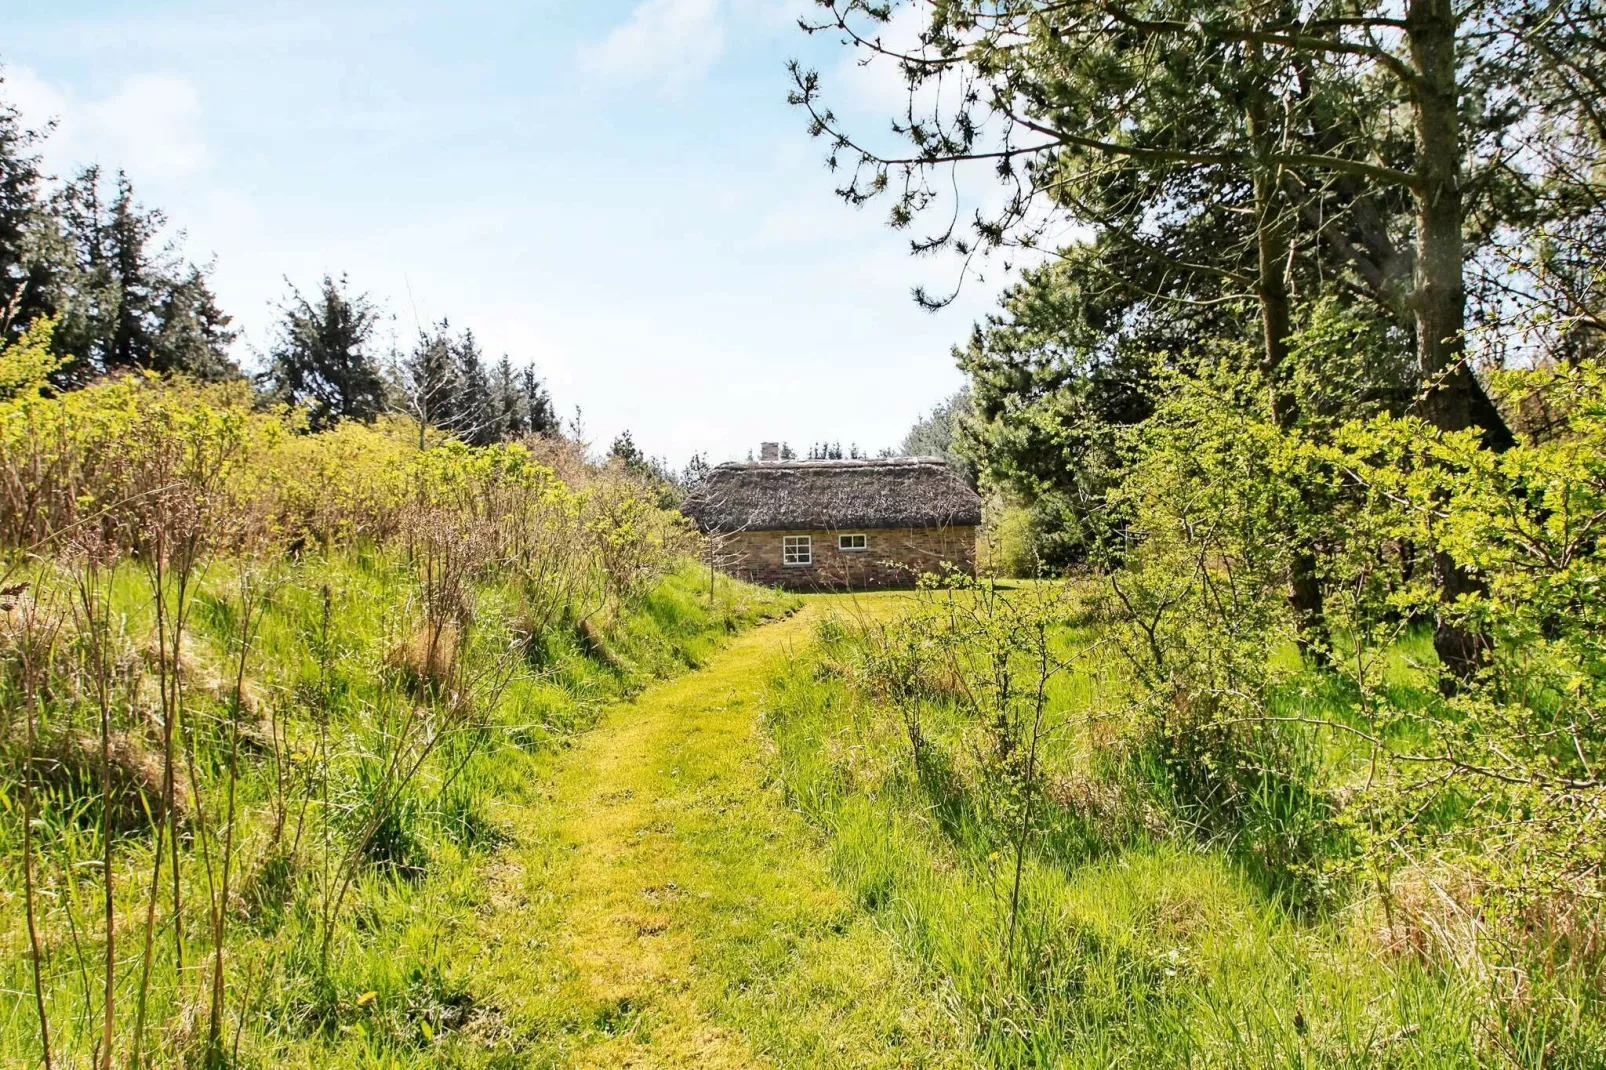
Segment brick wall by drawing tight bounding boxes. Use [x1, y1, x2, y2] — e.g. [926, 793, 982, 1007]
[709, 526, 978, 590]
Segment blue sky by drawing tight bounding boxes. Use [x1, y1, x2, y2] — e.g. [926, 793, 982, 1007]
[1, 0, 1007, 464]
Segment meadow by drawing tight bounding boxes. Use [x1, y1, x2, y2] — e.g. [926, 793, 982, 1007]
[0, 347, 795, 1067]
[3, 326, 1604, 1069]
[760, 582, 1606, 1069]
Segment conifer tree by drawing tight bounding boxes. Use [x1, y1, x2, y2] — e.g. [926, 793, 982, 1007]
[609, 429, 646, 471]
[399, 320, 459, 446]
[681, 452, 712, 487]
[150, 268, 237, 380]
[521, 366, 559, 436]
[32, 166, 237, 382]
[491, 354, 525, 440]
[105, 173, 159, 373]
[260, 274, 385, 431]
[451, 328, 494, 445]
[0, 75, 53, 342]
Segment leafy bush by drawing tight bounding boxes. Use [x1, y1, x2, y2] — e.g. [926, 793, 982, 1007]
[1096, 353, 1606, 991]
[0, 335, 786, 1068]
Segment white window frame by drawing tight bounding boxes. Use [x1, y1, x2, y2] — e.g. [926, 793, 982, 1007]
[838, 533, 869, 552]
[782, 535, 813, 567]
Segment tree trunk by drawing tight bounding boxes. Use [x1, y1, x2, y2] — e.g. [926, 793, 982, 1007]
[1248, 47, 1328, 664]
[1406, 0, 1508, 680]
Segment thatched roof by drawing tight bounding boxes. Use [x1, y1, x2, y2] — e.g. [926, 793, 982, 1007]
[681, 457, 982, 533]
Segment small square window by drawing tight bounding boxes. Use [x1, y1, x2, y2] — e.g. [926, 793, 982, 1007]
[838, 533, 868, 551]
[783, 535, 813, 566]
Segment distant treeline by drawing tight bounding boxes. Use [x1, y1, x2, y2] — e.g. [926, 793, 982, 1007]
[0, 72, 557, 447]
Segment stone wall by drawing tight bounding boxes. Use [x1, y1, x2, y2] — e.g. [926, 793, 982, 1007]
[710, 526, 978, 590]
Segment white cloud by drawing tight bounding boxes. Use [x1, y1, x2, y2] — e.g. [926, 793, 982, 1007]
[4, 67, 208, 182]
[581, 0, 726, 87]
[85, 73, 208, 180]
[3, 66, 70, 145]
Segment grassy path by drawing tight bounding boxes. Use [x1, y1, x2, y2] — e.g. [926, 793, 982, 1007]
[466, 596, 970, 1068]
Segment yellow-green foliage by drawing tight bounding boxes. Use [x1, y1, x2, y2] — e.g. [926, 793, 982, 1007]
[0, 318, 64, 401]
[1313, 361, 1606, 900]
[0, 355, 692, 588]
[0, 336, 783, 1068]
[257, 415, 418, 545]
[981, 498, 1039, 578]
[764, 587, 1606, 1067]
[0, 367, 279, 551]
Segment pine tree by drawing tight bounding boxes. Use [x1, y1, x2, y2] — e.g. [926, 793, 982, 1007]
[105, 173, 159, 373]
[35, 167, 237, 382]
[451, 329, 494, 445]
[521, 366, 559, 436]
[260, 274, 385, 431]
[399, 320, 458, 445]
[491, 354, 525, 441]
[150, 268, 237, 380]
[0, 75, 53, 342]
[609, 429, 646, 471]
[45, 167, 117, 381]
[681, 452, 712, 487]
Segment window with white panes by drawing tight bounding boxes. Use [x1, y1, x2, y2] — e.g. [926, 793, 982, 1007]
[838, 533, 868, 551]
[782, 535, 813, 566]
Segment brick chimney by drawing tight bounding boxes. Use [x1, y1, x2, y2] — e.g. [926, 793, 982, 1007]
[760, 442, 780, 462]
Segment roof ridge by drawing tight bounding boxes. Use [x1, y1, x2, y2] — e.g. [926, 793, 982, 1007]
[682, 454, 982, 533]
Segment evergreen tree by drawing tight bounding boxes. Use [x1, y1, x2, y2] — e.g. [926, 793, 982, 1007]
[681, 452, 712, 487]
[609, 429, 647, 472]
[902, 388, 973, 468]
[35, 166, 237, 382]
[397, 324, 558, 446]
[150, 267, 237, 380]
[43, 167, 117, 381]
[793, 0, 1537, 453]
[260, 274, 385, 431]
[399, 320, 459, 446]
[521, 365, 559, 436]
[491, 354, 525, 440]
[451, 328, 494, 445]
[105, 173, 160, 373]
[0, 74, 53, 342]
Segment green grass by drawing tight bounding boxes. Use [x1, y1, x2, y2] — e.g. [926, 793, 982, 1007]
[437, 596, 971, 1068]
[0, 551, 795, 1068]
[758, 597, 1606, 1068]
[8, 576, 1601, 1068]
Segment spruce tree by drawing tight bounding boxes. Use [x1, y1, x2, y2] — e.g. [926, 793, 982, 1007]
[491, 354, 525, 441]
[260, 274, 385, 431]
[609, 429, 646, 471]
[150, 268, 237, 380]
[105, 173, 159, 372]
[44, 167, 117, 381]
[451, 328, 494, 445]
[35, 167, 237, 382]
[0, 74, 53, 342]
[681, 452, 712, 487]
[521, 366, 559, 436]
[399, 320, 458, 445]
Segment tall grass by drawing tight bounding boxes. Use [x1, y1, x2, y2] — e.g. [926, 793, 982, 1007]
[761, 588, 1606, 1068]
[0, 356, 794, 1066]
[0, 553, 789, 1066]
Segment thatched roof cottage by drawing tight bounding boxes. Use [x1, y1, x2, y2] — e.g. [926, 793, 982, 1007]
[681, 446, 982, 590]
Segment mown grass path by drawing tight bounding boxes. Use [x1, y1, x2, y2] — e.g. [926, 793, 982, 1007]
[465, 595, 971, 1068]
